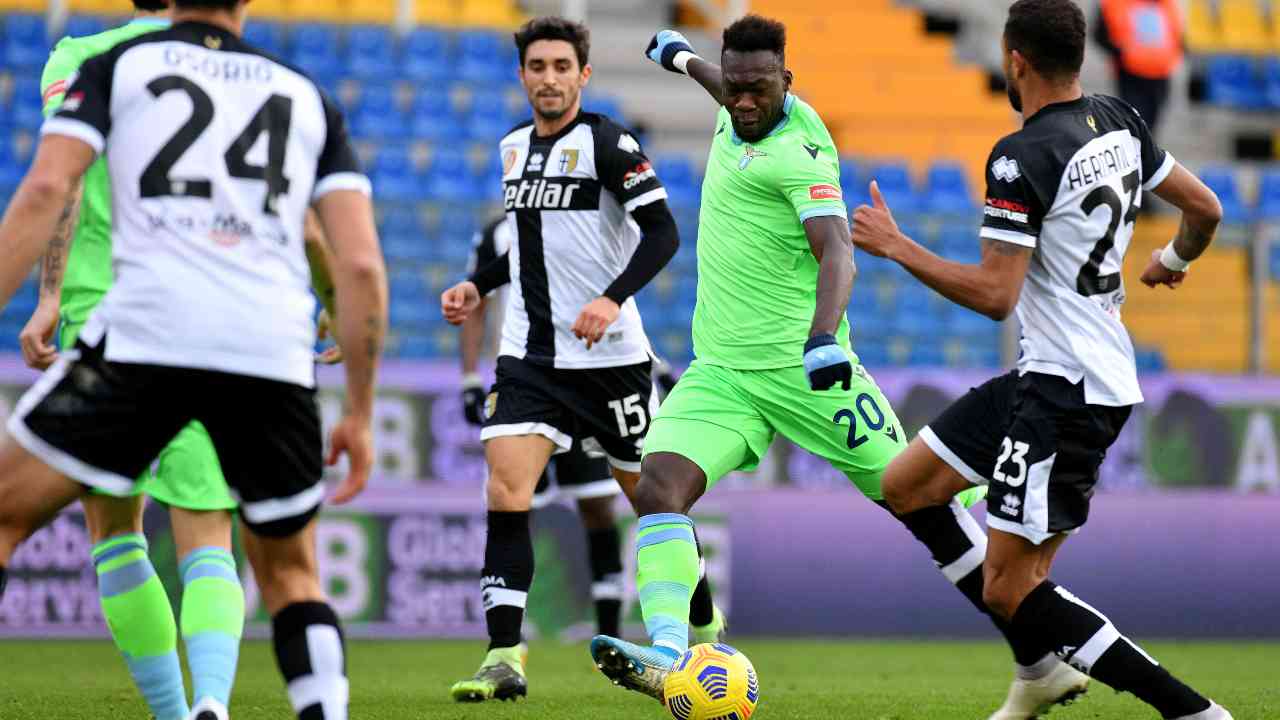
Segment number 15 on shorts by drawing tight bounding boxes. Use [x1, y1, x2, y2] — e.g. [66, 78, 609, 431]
[608, 393, 649, 437]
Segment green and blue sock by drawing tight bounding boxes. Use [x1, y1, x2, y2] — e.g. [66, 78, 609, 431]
[635, 513, 700, 655]
[180, 546, 245, 708]
[92, 533, 189, 720]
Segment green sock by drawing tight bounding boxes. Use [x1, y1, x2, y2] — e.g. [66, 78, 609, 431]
[92, 533, 189, 720]
[635, 513, 700, 654]
[180, 547, 245, 708]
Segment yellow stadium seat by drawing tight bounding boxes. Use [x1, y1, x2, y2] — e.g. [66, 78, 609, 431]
[1185, 0, 1221, 52]
[346, 0, 399, 24]
[457, 0, 523, 28]
[247, 0, 291, 21]
[0, 0, 46, 11]
[1219, 0, 1271, 53]
[67, 0, 129, 14]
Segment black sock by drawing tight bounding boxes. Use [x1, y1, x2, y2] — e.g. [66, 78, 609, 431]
[272, 601, 348, 720]
[483, 511, 533, 650]
[1013, 581, 1210, 719]
[688, 536, 715, 628]
[888, 500, 1046, 666]
[586, 527, 623, 637]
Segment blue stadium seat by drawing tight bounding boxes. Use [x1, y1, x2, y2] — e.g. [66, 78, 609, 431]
[867, 162, 924, 214]
[1135, 347, 1167, 373]
[371, 147, 423, 203]
[4, 15, 49, 70]
[10, 77, 44, 131]
[1198, 167, 1252, 223]
[346, 26, 396, 79]
[1261, 58, 1280, 109]
[457, 31, 509, 83]
[464, 90, 516, 143]
[908, 342, 946, 367]
[290, 24, 343, 85]
[409, 93, 465, 143]
[1206, 57, 1267, 110]
[243, 21, 288, 57]
[1269, 243, 1280, 280]
[925, 162, 976, 214]
[583, 94, 623, 121]
[64, 16, 107, 39]
[351, 84, 407, 140]
[402, 28, 451, 82]
[1258, 168, 1280, 220]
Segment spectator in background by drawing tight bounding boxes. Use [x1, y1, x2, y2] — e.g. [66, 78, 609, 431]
[1095, 0, 1184, 133]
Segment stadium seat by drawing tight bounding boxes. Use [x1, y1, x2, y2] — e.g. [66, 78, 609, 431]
[1264, 59, 1280, 109]
[583, 94, 624, 122]
[1198, 167, 1252, 223]
[289, 24, 343, 85]
[924, 162, 976, 214]
[402, 28, 451, 83]
[371, 147, 423, 203]
[1257, 168, 1280, 219]
[3, 14, 48, 70]
[63, 15, 106, 39]
[346, 26, 396, 79]
[242, 21, 288, 57]
[1205, 56, 1268, 110]
[867, 162, 924, 214]
[457, 30, 509, 83]
[351, 84, 408, 140]
[464, 90, 516, 143]
[10, 77, 44, 131]
[410, 94, 466, 143]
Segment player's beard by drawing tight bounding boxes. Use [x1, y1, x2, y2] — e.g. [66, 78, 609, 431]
[732, 107, 782, 144]
[534, 88, 578, 122]
[1006, 77, 1023, 113]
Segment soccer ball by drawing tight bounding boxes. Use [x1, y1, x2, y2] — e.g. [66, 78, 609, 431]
[663, 643, 759, 720]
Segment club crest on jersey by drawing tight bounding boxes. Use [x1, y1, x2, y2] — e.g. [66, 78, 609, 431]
[204, 35, 222, 50]
[503, 149, 519, 175]
[558, 149, 579, 174]
[1087, 115, 1098, 133]
[485, 392, 498, 420]
[739, 146, 768, 170]
[527, 152, 545, 173]
[991, 155, 1021, 183]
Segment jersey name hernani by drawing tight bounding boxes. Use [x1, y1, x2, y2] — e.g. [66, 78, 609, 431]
[43, 21, 368, 388]
[497, 112, 666, 369]
[980, 94, 1174, 407]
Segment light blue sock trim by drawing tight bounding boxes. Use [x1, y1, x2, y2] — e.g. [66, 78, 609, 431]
[638, 513, 693, 531]
[643, 616, 689, 655]
[98, 559, 157, 598]
[637, 526, 696, 550]
[179, 547, 235, 577]
[91, 534, 148, 566]
[638, 580, 692, 607]
[185, 633, 239, 707]
[124, 651, 190, 720]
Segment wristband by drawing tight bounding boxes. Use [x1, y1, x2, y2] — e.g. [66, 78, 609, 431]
[461, 372, 483, 390]
[672, 51, 698, 75]
[1159, 243, 1191, 272]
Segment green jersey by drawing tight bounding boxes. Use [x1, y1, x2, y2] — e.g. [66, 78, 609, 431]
[692, 94, 852, 370]
[39, 18, 167, 331]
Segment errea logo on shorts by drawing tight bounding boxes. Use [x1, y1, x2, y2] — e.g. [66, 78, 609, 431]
[991, 155, 1021, 183]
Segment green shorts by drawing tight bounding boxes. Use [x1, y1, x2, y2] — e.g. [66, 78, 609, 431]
[61, 319, 236, 511]
[643, 357, 906, 499]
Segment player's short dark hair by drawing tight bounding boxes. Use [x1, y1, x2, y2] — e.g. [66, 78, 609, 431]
[1005, 0, 1087, 80]
[514, 16, 590, 68]
[722, 14, 786, 61]
[132, 0, 168, 10]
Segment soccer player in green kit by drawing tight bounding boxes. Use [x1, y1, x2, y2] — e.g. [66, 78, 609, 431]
[17, 4, 242, 719]
[589, 15, 1070, 703]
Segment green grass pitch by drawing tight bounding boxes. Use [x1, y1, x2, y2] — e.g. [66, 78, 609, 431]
[1, 639, 1276, 719]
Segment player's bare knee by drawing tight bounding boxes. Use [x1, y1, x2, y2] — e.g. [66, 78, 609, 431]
[486, 466, 535, 511]
[635, 453, 704, 515]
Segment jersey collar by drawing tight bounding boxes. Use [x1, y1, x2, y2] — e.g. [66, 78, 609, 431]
[1024, 94, 1089, 125]
[730, 93, 796, 146]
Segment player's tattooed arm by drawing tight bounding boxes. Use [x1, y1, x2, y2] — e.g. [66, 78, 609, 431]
[39, 179, 81, 299]
[304, 209, 338, 317]
[1152, 163, 1223, 263]
[805, 215, 854, 337]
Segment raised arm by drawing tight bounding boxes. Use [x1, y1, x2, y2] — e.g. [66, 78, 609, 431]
[645, 30, 725, 105]
[852, 182, 1033, 320]
[1139, 163, 1223, 289]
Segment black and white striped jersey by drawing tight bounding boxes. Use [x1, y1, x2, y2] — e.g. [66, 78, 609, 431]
[980, 94, 1173, 407]
[498, 112, 666, 369]
[42, 21, 368, 388]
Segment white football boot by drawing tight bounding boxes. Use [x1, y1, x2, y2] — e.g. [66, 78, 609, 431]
[988, 661, 1089, 720]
